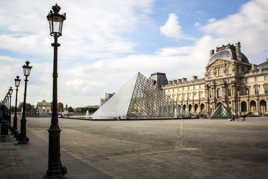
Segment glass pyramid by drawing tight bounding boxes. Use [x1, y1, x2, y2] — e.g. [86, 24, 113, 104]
[92, 72, 183, 119]
[210, 103, 232, 119]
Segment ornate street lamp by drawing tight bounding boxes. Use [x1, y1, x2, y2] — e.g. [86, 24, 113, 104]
[17, 61, 32, 144]
[13, 76, 21, 136]
[43, 4, 67, 179]
[8, 87, 13, 129]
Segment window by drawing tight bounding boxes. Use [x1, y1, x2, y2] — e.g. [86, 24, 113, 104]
[200, 91, 204, 98]
[265, 75, 268, 81]
[226, 67, 229, 74]
[264, 84, 268, 94]
[217, 88, 221, 97]
[228, 88, 231, 96]
[208, 71, 212, 78]
[255, 85, 259, 95]
[218, 68, 222, 76]
[240, 88, 249, 96]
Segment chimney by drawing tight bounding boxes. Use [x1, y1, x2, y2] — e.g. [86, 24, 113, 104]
[251, 64, 257, 71]
[210, 49, 215, 57]
[235, 42, 241, 61]
[192, 75, 198, 81]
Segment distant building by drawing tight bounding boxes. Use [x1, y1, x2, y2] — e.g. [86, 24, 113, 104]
[36, 100, 51, 115]
[100, 92, 115, 105]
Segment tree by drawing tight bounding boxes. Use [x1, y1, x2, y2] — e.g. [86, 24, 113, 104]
[18, 102, 34, 112]
[58, 102, 64, 112]
[67, 106, 74, 112]
[75, 106, 98, 114]
[50, 102, 64, 112]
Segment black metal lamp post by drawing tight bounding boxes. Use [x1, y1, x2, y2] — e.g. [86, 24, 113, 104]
[13, 76, 21, 136]
[1, 93, 9, 136]
[43, 4, 67, 179]
[17, 61, 32, 144]
[8, 87, 13, 130]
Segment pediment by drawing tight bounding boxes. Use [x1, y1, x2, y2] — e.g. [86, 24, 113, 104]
[207, 59, 231, 69]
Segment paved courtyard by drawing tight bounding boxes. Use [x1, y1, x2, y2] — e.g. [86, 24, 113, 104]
[26, 117, 268, 179]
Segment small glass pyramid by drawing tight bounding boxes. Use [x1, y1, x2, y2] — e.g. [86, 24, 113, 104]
[210, 103, 232, 119]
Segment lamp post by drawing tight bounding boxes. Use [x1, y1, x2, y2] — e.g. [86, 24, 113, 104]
[43, 4, 67, 178]
[8, 87, 13, 130]
[1, 92, 9, 136]
[17, 61, 32, 144]
[13, 76, 21, 136]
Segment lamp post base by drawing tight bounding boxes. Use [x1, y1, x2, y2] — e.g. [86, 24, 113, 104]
[11, 128, 16, 135]
[17, 134, 29, 144]
[1, 121, 9, 136]
[43, 165, 67, 179]
[13, 130, 19, 138]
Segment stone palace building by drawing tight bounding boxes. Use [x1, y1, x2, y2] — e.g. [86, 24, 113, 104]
[162, 42, 268, 117]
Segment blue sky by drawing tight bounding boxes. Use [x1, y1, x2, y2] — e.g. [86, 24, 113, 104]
[1, 0, 268, 107]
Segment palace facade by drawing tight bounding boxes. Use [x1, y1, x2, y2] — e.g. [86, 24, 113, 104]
[161, 42, 268, 116]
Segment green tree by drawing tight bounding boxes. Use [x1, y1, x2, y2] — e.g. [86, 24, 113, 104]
[18, 102, 34, 112]
[58, 102, 64, 112]
[50, 102, 65, 112]
[67, 106, 74, 112]
[75, 106, 98, 114]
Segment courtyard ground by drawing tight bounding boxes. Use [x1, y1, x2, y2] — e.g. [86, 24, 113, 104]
[1, 117, 268, 178]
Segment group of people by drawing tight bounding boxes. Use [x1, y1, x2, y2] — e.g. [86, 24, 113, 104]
[229, 114, 247, 121]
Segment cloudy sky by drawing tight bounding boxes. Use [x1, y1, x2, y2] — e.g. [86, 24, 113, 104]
[1, 0, 268, 107]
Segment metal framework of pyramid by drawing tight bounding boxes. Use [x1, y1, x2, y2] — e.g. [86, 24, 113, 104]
[92, 72, 183, 120]
[210, 103, 232, 119]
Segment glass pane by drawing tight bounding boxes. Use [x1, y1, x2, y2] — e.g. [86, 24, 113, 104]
[15, 80, 20, 87]
[23, 68, 31, 76]
[49, 20, 53, 34]
[53, 21, 60, 33]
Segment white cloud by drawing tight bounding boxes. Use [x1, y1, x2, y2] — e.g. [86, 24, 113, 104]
[194, 22, 201, 27]
[0, 0, 153, 60]
[208, 18, 216, 23]
[156, 46, 193, 56]
[160, 13, 182, 38]
[203, 0, 268, 62]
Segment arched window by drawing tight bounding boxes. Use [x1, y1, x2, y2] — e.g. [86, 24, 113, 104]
[260, 100, 267, 114]
[200, 104, 205, 112]
[241, 101, 247, 112]
[250, 101, 256, 112]
[183, 105, 186, 111]
[194, 104, 198, 112]
[188, 104, 192, 112]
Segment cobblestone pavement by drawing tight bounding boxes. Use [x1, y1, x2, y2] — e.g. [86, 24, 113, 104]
[25, 117, 268, 179]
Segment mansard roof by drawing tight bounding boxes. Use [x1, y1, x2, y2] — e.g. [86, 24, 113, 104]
[258, 59, 268, 70]
[208, 43, 249, 64]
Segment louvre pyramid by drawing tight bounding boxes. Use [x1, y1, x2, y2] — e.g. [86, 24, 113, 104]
[92, 72, 182, 119]
[211, 103, 232, 119]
